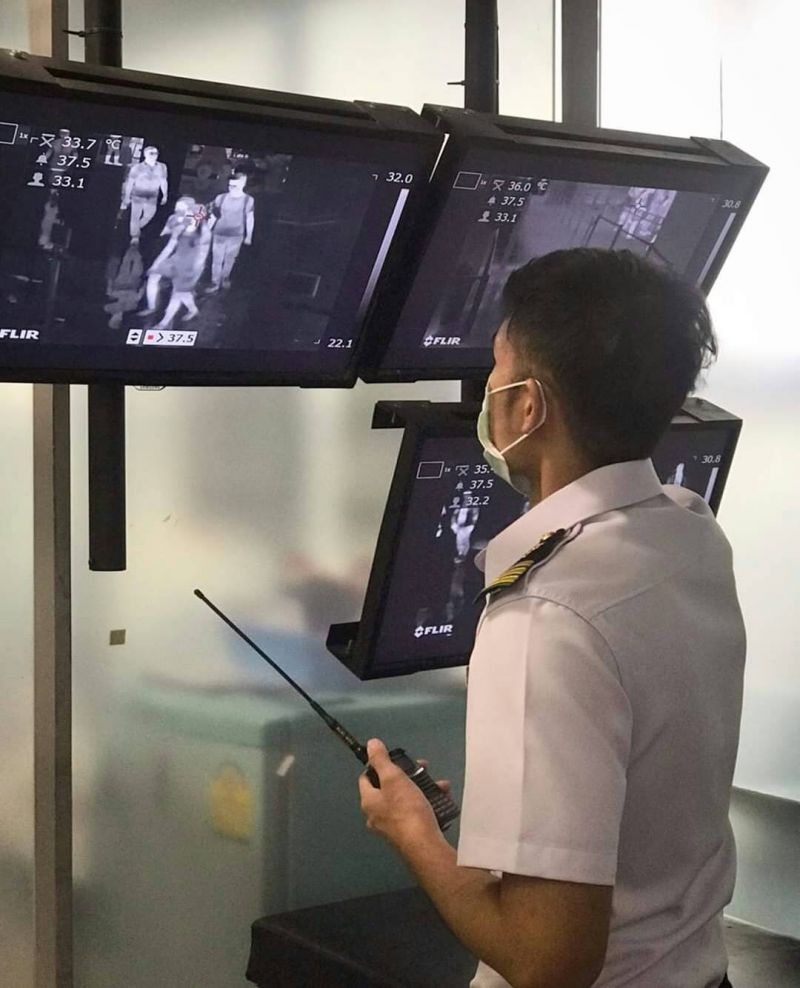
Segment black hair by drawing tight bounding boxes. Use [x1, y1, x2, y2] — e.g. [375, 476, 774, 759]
[502, 248, 717, 466]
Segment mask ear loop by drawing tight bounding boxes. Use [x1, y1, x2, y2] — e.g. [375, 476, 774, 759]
[496, 379, 548, 456]
[487, 379, 547, 424]
[486, 379, 528, 397]
[532, 379, 547, 431]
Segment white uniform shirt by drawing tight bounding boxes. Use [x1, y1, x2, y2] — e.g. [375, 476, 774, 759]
[458, 459, 745, 988]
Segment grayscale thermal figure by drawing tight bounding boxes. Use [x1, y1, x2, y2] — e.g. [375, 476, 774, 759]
[104, 243, 145, 329]
[445, 503, 481, 622]
[121, 145, 169, 243]
[38, 191, 61, 248]
[139, 197, 198, 314]
[143, 202, 211, 329]
[207, 171, 255, 292]
[451, 504, 480, 559]
[666, 462, 686, 486]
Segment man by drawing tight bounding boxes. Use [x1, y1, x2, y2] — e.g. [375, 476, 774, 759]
[360, 248, 744, 988]
[121, 145, 169, 244]
[207, 171, 255, 292]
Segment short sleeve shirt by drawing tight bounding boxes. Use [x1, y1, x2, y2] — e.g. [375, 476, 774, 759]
[212, 192, 255, 237]
[128, 161, 168, 198]
[458, 459, 746, 988]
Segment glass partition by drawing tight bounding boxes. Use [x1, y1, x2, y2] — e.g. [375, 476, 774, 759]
[0, 383, 34, 988]
[1, 6, 39, 986]
[602, 0, 800, 804]
[0, 2, 30, 51]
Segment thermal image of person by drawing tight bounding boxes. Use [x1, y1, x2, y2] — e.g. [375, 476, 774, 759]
[450, 503, 480, 560]
[38, 191, 62, 249]
[138, 196, 198, 313]
[445, 502, 481, 622]
[104, 243, 145, 329]
[207, 171, 255, 292]
[121, 145, 169, 243]
[143, 203, 211, 329]
[666, 461, 686, 486]
[158, 195, 196, 241]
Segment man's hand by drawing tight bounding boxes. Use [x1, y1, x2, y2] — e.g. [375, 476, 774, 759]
[358, 742, 611, 988]
[358, 739, 446, 851]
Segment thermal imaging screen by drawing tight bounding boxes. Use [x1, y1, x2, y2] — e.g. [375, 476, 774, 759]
[0, 89, 425, 381]
[375, 147, 751, 377]
[652, 426, 732, 508]
[370, 435, 528, 675]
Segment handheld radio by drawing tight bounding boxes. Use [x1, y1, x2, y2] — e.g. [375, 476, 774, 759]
[194, 589, 460, 831]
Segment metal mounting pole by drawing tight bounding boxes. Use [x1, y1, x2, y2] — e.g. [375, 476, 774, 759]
[83, 0, 127, 571]
[561, 0, 600, 127]
[87, 382, 127, 570]
[33, 385, 73, 988]
[461, 0, 499, 403]
[82, 0, 122, 66]
[28, 2, 72, 985]
[464, 0, 499, 116]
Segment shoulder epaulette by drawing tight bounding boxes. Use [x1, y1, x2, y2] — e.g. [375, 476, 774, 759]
[475, 528, 570, 604]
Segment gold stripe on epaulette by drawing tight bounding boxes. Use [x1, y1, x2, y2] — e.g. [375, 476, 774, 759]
[475, 528, 568, 604]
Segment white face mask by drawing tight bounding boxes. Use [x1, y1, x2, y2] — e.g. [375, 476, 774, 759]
[476, 379, 547, 494]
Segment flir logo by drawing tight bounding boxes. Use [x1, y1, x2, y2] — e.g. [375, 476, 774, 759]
[0, 328, 39, 340]
[414, 624, 454, 639]
[422, 336, 461, 347]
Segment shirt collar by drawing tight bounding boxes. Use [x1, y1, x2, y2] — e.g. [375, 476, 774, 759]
[476, 459, 664, 583]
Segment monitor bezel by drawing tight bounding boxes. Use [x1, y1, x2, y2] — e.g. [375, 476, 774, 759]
[327, 402, 481, 679]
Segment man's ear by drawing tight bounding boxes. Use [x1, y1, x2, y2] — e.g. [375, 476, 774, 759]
[522, 378, 546, 432]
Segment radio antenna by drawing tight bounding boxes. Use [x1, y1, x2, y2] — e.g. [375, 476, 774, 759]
[194, 589, 369, 764]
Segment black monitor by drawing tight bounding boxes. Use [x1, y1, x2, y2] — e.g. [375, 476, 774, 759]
[359, 107, 768, 382]
[650, 398, 741, 515]
[327, 398, 741, 679]
[0, 51, 441, 385]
